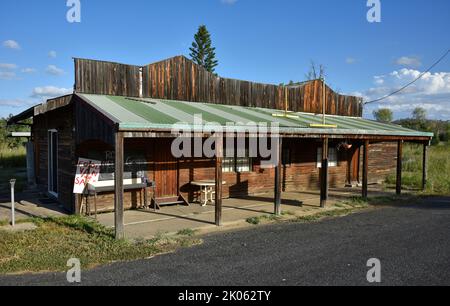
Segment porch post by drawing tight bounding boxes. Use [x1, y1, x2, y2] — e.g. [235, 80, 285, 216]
[396, 140, 403, 195]
[320, 137, 329, 208]
[422, 142, 428, 190]
[274, 137, 283, 215]
[362, 140, 369, 199]
[215, 136, 223, 226]
[114, 131, 124, 239]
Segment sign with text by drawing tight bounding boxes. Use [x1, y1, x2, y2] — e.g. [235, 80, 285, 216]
[73, 158, 101, 194]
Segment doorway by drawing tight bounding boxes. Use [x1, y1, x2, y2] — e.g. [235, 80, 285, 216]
[48, 130, 58, 197]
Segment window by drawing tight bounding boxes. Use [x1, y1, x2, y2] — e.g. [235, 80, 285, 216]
[317, 147, 338, 168]
[222, 150, 253, 173]
[236, 156, 251, 172]
[222, 157, 235, 173]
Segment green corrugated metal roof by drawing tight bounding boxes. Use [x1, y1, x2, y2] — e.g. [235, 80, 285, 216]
[77, 93, 433, 138]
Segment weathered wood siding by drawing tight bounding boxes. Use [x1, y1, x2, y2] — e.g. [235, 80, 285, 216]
[75, 58, 141, 97]
[365, 142, 397, 184]
[74, 56, 363, 117]
[142, 56, 363, 116]
[33, 104, 76, 212]
[74, 95, 116, 146]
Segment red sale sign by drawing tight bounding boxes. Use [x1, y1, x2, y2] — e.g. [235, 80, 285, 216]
[73, 158, 101, 194]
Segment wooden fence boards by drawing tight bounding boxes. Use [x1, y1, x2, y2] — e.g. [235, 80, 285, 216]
[75, 56, 363, 117]
[75, 58, 141, 97]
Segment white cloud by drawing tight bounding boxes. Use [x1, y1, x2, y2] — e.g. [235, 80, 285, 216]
[356, 68, 450, 120]
[45, 65, 65, 76]
[221, 0, 238, 4]
[3, 40, 21, 50]
[48, 50, 57, 58]
[0, 63, 18, 70]
[345, 57, 357, 64]
[0, 98, 33, 108]
[21, 68, 37, 74]
[31, 86, 72, 99]
[0, 71, 17, 80]
[373, 75, 384, 85]
[395, 56, 422, 68]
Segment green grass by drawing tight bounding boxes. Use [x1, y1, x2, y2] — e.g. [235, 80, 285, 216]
[385, 143, 450, 195]
[0, 146, 26, 169]
[176, 228, 197, 236]
[0, 146, 27, 193]
[0, 215, 201, 274]
[294, 208, 356, 223]
[246, 214, 282, 225]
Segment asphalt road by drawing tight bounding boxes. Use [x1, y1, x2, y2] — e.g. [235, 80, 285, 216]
[1, 197, 449, 286]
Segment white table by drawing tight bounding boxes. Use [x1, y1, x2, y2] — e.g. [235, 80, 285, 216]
[191, 180, 226, 206]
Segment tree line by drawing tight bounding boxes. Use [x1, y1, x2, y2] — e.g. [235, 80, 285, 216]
[373, 107, 450, 145]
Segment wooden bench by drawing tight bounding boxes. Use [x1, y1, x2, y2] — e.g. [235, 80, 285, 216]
[83, 178, 155, 217]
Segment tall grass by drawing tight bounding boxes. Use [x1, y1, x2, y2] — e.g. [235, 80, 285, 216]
[386, 143, 450, 195]
[0, 146, 27, 193]
[0, 145, 26, 169]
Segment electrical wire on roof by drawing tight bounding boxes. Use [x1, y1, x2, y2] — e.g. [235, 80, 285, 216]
[364, 49, 450, 105]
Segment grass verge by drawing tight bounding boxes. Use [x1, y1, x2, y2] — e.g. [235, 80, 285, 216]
[0, 215, 201, 274]
[246, 210, 295, 225]
[245, 195, 412, 226]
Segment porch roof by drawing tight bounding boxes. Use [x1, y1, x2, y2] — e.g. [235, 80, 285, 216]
[78, 93, 432, 138]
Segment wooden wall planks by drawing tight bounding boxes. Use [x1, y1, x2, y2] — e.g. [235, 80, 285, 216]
[75, 56, 363, 117]
[75, 58, 141, 97]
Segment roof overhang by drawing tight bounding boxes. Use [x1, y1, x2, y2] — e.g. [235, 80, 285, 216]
[7, 106, 36, 126]
[7, 94, 74, 126]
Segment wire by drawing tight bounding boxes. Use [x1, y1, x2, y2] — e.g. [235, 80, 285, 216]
[364, 49, 450, 105]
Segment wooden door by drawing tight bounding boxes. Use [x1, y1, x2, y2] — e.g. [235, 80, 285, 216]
[350, 147, 360, 183]
[154, 140, 179, 198]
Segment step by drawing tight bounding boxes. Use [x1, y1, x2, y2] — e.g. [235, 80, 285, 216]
[158, 200, 185, 206]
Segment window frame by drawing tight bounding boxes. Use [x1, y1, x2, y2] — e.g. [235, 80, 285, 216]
[222, 149, 253, 173]
[317, 146, 338, 168]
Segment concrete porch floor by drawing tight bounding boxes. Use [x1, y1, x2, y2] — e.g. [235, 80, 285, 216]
[96, 186, 396, 240]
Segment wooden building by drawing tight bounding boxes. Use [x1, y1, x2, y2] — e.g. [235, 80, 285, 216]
[8, 56, 433, 239]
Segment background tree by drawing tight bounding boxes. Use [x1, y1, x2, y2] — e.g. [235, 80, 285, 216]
[305, 60, 326, 80]
[0, 115, 31, 149]
[189, 25, 218, 73]
[412, 107, 427, 121]
[373, 108, 393, 123]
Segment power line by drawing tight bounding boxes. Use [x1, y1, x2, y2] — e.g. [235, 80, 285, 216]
[364, 49, 450, 105]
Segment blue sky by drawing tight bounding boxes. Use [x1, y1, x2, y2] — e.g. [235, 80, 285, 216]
[1, 0, 449, 120]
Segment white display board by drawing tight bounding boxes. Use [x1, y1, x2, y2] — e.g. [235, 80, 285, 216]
[73, 158, 101, 194]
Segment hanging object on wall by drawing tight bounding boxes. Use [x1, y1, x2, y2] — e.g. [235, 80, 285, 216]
[337, 141, 353, 151]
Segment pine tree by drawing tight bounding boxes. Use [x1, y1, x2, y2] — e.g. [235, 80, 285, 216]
[189, 25, 218, 73]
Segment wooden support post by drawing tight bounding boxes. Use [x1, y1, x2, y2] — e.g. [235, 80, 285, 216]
[114, 132, 124, 240]
[422, 143, 428, 190]
[362, 140, 369, 199]
[320, 138, 329, 208]
[396, 140, 403, 195]
[215, 136, 223, 226]
[274, 137, 283, 215]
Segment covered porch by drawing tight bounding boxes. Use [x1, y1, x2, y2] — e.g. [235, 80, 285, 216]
[96, 186, 395, 239]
